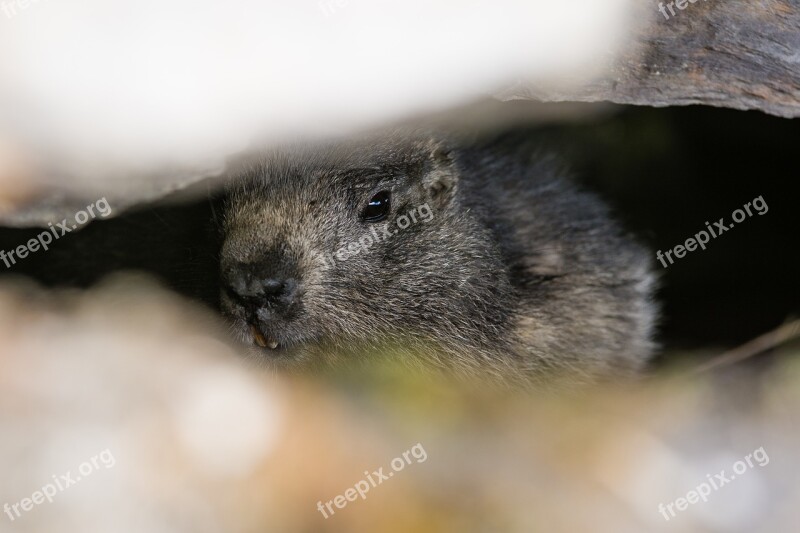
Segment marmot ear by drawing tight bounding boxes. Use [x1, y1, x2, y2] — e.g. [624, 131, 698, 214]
[422, 141, 458, 208]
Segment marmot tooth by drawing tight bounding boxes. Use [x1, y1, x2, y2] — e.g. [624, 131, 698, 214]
[250, 324, 268, 348]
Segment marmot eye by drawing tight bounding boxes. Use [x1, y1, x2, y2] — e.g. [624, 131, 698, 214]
[361, 190, 391, 222]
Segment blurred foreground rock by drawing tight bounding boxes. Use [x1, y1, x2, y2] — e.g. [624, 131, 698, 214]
[0, 276, 798, 532]
[5, 2, 800, 226]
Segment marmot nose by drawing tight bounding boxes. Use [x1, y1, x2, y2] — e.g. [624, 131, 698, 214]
[226, 269, 298, 308]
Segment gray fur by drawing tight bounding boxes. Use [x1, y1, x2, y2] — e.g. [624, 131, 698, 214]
[220, 132, 658, 383]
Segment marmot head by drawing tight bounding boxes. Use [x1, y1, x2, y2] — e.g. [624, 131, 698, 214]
[221, 135, 513, 370]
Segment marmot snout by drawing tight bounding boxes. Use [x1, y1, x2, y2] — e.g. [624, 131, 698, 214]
[221, 133, 657, 382]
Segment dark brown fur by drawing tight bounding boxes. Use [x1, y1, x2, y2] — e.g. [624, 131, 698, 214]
[221, 132, 657, 383]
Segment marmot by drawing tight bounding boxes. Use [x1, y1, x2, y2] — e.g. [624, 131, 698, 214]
[220, 132, 657, 382]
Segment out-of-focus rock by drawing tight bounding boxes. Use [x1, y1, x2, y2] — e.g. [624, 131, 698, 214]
[0, 0, 637, 226]
[0, 275, 797, 532]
